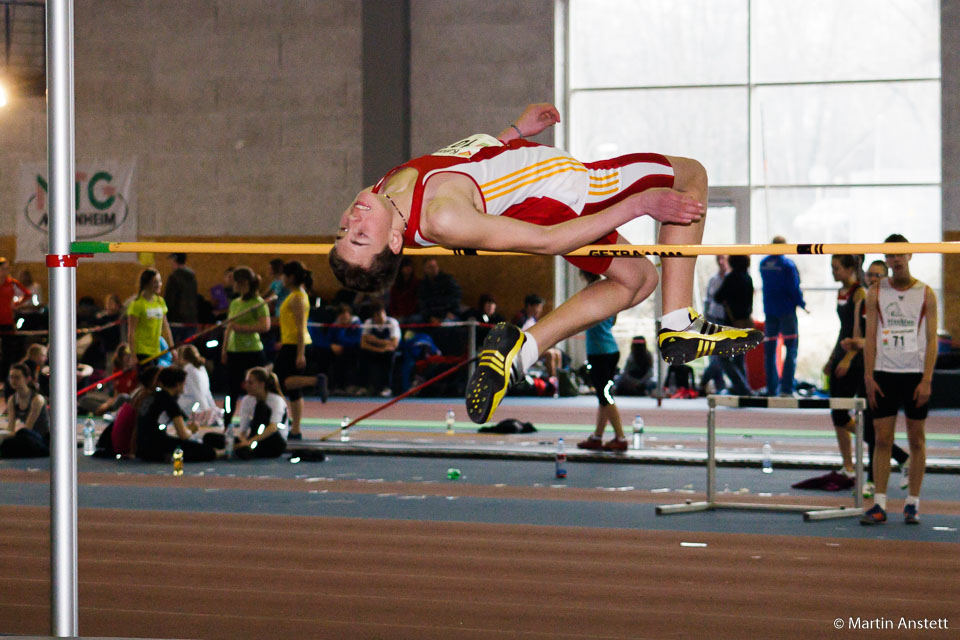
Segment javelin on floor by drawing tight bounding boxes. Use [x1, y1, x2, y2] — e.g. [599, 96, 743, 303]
[316, 356, 479, 442]
[73, 240, 960, 258]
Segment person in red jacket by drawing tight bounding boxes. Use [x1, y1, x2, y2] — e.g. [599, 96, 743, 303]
[0, 258, 30, 385]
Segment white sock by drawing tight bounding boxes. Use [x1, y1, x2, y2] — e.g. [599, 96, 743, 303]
[660, 307, 694, 331]
[906, 495, 919, 509]
[516, 331, 539, 374]
[875, 493, 887, 511]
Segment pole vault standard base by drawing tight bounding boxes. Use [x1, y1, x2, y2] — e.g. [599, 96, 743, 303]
[657, 395, 866, 522]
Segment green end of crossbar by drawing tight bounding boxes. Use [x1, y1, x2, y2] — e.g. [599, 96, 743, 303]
[70, 241, 111, 254]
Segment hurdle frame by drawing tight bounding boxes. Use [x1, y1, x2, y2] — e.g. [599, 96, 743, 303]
[656, 395, 865, 521]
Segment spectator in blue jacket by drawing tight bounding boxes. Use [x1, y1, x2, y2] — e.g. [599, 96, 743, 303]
[326, 304, 362, 394]
[759, 236, 806, 396]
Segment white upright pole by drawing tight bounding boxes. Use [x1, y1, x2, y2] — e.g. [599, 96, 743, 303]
[46, 0, 79, 635]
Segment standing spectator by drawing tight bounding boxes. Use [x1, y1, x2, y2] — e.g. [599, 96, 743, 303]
[203, 367, 288, 460]
[135, 366, 217, 463]
[16, 269, 41, 307]
[268, 258, 288, 316]
[275, 261, 325, 439]
[759, 236, 806, 396]
[713, 255, 755, 396]
[360, 301, 401, 397]
[209, 267, 237, 317]
[127, 269, 174, 365]
[0, 258, 29, 384]
[163, 253, 199, 345]
[323, 304, 362, 394]
[698, 255, 730, 394]
[176, 344, 222, 427]
[861, 234, 937, 526]
[577, 271, 626, 451]
[416, 258, 461, 322]
[388, 257, 419, 322]
[220, 266, 270, 426]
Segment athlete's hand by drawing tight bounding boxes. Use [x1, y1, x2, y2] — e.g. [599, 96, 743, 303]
[513, 103, 561, 137]
[865, 375, 884, 410]
[634, 188, 705, 224]
[296, 353, 307, 371]
[913, 379, 932, 407]
[835, 361, 849, 378]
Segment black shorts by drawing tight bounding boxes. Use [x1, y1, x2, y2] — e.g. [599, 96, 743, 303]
[588, 352, 620, 407]
[274, 344, 312, 401]
[872, 371, 928, 421]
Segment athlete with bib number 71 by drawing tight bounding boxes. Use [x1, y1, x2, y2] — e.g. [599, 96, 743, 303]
[860, 234, 938, 526]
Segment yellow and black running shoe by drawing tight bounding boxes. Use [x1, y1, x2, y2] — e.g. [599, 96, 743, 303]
[658, 308, 763, 364]
[466, 322, 525, 424]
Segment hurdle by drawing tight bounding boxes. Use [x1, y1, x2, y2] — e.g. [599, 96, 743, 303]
[656, 395, 866, 521]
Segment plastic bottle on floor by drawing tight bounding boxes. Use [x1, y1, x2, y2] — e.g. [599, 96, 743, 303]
[340, 416, 350, 442]
[445, 409, 455, 435]
[224, 423, 234, 459]
[555, 437, 567, 479]
[82, 419, 96, 456]
[632, 416, 644, 449]
[761, 442, 773, 474]
[172, 447, 184, 476]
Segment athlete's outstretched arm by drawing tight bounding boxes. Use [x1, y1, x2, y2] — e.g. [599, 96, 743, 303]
[497, 103, 561, 142]
[424, 187, 703, 255]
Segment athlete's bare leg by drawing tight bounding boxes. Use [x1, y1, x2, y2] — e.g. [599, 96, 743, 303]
[905, 417, 926, 496]
[526, 250, 658, 352]
[871, 416, 897, 495]
[660, 155, 708, 314]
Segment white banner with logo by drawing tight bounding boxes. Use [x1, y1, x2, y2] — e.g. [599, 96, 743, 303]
[17, 159, 138, 262]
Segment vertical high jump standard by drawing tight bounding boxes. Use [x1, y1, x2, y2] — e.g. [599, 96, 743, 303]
[46, 0, 79, 635]
[656, 395, 866, 521]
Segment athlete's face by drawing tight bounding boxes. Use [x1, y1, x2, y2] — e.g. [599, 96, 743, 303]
[334, 188, 397, 268]
[830, 258, 854, 283]
[865, 264, 887, 287]
[884, 252, 911, 276]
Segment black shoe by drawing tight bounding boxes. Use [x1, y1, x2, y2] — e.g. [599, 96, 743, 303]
[287, 432, 303, 441]
[465, 323, 525, 424]
[315, 374, 329, 404]
[658, 308, 763, 364]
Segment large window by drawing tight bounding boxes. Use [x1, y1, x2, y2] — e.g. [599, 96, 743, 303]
[563, 0, 941, 382]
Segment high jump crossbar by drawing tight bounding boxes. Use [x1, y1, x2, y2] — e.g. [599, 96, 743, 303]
[70, 240, 960, 257]
[656, 395, 866, 522]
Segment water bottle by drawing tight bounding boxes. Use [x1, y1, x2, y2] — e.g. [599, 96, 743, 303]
[761, 442, 773, 474]
[172, 447, 184, 476]
[82, 419, 96, 456]
[340, 416, 350, 442]
[445, 409, 456, 435]
[555, 437, 567, 479]
[224, 423, 235, 460]
[632, 415, 645, 450]
[446, 468, 461, 480]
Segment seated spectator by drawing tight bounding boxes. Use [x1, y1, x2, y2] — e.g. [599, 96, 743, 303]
[417, 258, 462, 322]
[0, 363, 50, 458]
[135, 366, 217, 463]
[177, 344, 222, 427]
[360, 301, 401, 397]
[614, 336, 655, 396]
[111, 366, 159, 458]
[464, 294, 505, 347]
[325, 304, 362, 394]
[513, 293, 563, 390]
[5, 343, 48, 403]
[203, 367, 288, 459]
[388, 257, 419, 322]
[77, 344, 138, 415]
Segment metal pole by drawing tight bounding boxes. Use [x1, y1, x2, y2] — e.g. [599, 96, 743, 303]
[706, 400, 716, 504]
[46, 0, 78, 635]
[467, 319, 477, 381]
